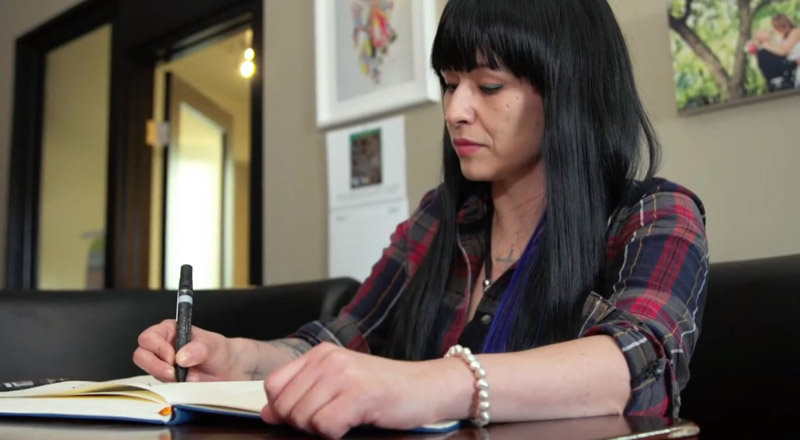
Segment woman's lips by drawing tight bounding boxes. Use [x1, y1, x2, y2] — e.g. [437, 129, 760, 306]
[453, 138, 484, 156]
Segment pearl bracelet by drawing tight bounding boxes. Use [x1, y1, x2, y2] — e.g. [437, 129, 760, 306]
[444, 344, 490, 427]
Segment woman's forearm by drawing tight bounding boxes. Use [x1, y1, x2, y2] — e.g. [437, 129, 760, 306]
[230, 337, 313, 380]
[763, 43, 791, 56]
[433, 335, 630, 423]
[229, 334, 630, 421]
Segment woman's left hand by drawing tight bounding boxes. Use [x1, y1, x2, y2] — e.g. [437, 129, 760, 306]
[261, 342, 462, 438]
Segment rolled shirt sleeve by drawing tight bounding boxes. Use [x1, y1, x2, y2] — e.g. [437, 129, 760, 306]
[581, 189, 709, 418]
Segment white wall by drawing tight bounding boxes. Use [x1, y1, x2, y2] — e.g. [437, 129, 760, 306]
[0, 0, 85, 286]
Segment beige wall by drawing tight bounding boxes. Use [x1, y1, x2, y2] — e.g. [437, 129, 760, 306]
[2, 0, 798, 287]
[263, 0, 798, 285]
[0, 0, 85, 286]
[261, 0, 445, 284]
[609, 0, 800, 261]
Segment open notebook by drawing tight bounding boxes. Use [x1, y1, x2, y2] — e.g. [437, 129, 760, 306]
[0, 375, 460, 432]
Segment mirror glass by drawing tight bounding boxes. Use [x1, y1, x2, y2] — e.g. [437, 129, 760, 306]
[37, 24, 112, 289]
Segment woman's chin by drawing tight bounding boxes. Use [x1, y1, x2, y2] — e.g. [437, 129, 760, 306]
[459, 164, 494, 182]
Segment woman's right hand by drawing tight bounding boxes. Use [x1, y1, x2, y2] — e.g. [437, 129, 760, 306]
[133, 319, 238, 382]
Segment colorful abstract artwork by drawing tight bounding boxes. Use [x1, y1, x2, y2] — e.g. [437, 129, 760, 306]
[315, 0, 439, 128]
[351, 0, 398, 83]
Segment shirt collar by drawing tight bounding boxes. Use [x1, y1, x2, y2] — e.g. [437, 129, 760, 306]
[456, 191, 490, 225]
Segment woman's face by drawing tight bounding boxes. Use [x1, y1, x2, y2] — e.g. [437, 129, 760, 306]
[441, 64, 545, 184]
[772, 21, 790, 35]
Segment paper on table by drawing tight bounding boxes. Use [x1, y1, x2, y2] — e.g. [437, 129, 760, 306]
[149, 381, 266, 412]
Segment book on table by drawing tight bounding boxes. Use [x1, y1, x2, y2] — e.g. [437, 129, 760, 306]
[0, 375, 460, 432]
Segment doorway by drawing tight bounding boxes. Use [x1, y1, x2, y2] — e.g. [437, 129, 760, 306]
[152, 29, 254, 289]
[5, 0, 263, 289]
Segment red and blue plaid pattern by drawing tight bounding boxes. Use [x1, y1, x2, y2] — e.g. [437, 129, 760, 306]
[293, 178, 708, 418]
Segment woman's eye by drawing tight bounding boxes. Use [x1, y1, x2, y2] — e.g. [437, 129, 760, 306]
[444, 83, 458, 93]
[479, 84, 503, 94]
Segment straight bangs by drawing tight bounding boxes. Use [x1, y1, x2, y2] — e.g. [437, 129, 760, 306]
[430, 0, 552, 93]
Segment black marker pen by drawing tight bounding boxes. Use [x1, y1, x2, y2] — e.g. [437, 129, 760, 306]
[174, 264, 193, 383]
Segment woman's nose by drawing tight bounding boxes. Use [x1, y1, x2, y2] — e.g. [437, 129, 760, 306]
[444, 86, 475, 126]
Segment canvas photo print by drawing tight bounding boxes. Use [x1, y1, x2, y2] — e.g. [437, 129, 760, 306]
[668, 0, 800, 112]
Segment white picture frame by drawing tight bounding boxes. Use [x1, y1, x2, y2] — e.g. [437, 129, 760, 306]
[314, 0, 440, 128]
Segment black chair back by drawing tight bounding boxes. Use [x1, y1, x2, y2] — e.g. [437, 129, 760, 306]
[0, 278, 359, 381]
[680, 255, 800, 438]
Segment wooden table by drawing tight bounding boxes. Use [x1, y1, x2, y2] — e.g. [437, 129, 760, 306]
[0, 416, 699, 439]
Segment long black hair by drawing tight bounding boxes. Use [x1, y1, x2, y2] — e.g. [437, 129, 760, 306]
[383, 0, 660, 360]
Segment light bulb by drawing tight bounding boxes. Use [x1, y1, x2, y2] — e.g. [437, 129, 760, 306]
[244, 48, 255, 61]
[239, 60, 255, 78]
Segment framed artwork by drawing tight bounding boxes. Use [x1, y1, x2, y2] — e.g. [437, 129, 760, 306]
[668, 0, 800, 113]
[314, 0, 440, 128]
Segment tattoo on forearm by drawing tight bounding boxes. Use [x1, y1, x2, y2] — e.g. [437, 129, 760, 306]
[271, 338, 312, 359]
[245, 366, 262, 380]
[243, 339, 312, 380]
[244, 339, 264, 380]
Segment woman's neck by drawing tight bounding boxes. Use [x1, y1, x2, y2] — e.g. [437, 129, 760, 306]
[490, 162, 546, 243]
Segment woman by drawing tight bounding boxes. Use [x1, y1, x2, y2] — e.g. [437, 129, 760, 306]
[134, 1, 708, 438]
[751, 14, 800, 90]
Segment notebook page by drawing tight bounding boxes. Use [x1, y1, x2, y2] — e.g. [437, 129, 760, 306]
[151, 380, 266, 413]
[0, 376, 166, 403]
[0, 381, 96, 398]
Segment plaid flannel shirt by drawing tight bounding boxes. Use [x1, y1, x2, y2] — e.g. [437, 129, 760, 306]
[294, 178, 708, 418]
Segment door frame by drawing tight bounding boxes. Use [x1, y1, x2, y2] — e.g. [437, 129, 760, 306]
[5, 0, 264, 289]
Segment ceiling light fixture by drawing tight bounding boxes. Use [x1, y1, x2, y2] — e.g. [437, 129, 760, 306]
[239, 47, 255, 78]
[239, 60, 255, 78]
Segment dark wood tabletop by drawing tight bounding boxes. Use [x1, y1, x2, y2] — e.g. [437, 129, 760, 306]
[0, 416, 699, 440]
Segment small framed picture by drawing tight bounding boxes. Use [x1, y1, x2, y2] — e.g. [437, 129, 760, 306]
[314, 0, 440, 128]
[349, 128, 382, 189]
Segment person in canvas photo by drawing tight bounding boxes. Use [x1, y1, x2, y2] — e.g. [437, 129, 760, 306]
[748, 13, 800, 90]
[134, 1, 709, 438]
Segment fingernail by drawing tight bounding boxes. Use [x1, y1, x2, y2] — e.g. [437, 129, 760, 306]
[166, 367, 175, 378]
[176, 352, 189, 365]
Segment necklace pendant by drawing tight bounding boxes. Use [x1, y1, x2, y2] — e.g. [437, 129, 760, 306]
[482, 278, 491, 292]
